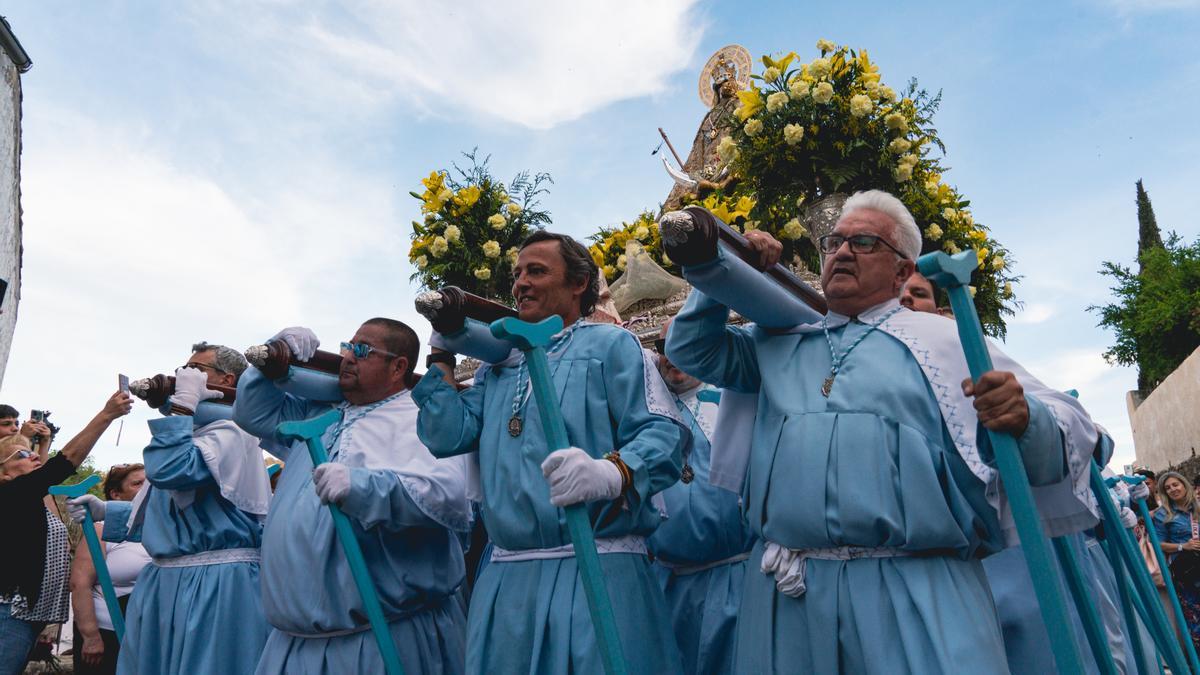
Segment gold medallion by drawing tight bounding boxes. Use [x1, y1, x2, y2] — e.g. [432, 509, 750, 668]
[508, 415, 523, 437]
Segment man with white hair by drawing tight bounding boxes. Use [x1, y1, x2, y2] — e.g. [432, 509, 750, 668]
[666, 190, 1101, 673]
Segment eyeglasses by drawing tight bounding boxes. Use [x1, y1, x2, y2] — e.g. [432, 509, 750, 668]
[340, 341, 399, 360]
[653, 338, 667, 355]
[184, 361, 228, 374]
[818, 234, 907, 259]
[0, 448, 33, 464]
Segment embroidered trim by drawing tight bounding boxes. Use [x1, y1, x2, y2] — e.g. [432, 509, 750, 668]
[490, 535, 647, 562]
[153, 547, 260, 568]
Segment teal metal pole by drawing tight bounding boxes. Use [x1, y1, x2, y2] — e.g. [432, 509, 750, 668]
[51, 475, 125, 641]
[490, 315, 628, 675]
[919, 250, 1084, 673]
[277, 410, 406, 675]
[1132, 493, 1200, 672]
[1053, 534, 1120, 674]
[1103, 536, 1167, 675]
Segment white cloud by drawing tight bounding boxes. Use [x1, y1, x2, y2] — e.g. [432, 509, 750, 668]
[202, 0, 706, 129]
[1009, 302, 1055, 325]
[1102, 0, 1200, 11]
[1026, 347, 1116, 393]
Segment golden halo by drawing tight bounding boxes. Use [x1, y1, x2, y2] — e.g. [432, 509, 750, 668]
[698, 45, 752, 107]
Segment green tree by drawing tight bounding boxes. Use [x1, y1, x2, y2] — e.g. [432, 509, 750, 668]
[1091, 233, 1200, 394]
[1136, 179, 1164, 270]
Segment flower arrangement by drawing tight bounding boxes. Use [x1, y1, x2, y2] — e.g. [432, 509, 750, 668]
[588, 211, 677, 282]
[408, 150, 551, 302]
[716, 40, 1018, 336]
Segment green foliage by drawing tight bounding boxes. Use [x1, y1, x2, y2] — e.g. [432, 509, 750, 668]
[1136, 179, 1164, 269]
[588, 211, 680, 281]
[61, 456, 106, 498]
[1090, 233, 1200, 394]
[408, 149, 552, 302]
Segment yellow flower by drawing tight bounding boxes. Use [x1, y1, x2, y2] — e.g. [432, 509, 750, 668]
[1003, 282, 1013, 298]
[483, 240, 501, 258]
[634, 225, 650, 240]
[849, 94, 872, 118]
[661, 251, 673, 266]
[926, 224, 943, 240]
[781, 218, 807, 239]
[474, 267, 491, 280]
[617, 254, 628, 271]
[925, 178, 940, 193]
[942, 207, 958, 221]
[783, 123, 805, 145]
[766, 91, 789, 113]
[744, 118, 764, 137]
[430, 236, 448, 257]
[735, 89, 763, 121]
[507, 202, 521, 215]
[743, 220, 760, 232]
[969, 229, 988, 244]
[944, 241, 960, 254]
[603, 264, 615, 279]
[968, 285, 977, 298]
[453, 186, 481, 211]
[884, 112, 906, 132]
[809, 57, 832, 80]
[415, 255, 428, 269]
[763, 66, 781, 82]
[812, 81, 834, 104]
[716, 136, 737, 162]
[506, 246, 519, 265]
[788, 79, 809, 98]
[499, 193, 509, 203]
[888, 138, 911, 154]
[444, 225, 461, 244]
[816, 38, 836, 53]
[992, 254, 1006, 271]
[977, 247, 990, 265]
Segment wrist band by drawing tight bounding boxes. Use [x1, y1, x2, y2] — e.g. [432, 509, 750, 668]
[426, 352, 456, 369]
[168, 404, 194, 416]
[603, 451, 633, 494]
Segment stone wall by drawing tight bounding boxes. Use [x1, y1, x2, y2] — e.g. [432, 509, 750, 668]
[0, 58, 21, 387]
[1129, 346, 1200, 472]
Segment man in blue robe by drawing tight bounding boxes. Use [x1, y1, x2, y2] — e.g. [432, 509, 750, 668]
[646, 319, 754, 674]
[414, 230, 687, 674]
[70, 343, 272, 674]
[666, 190, 1101, 674]
[232, 318, 471, 674]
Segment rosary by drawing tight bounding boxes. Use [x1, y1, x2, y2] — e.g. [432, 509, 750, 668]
[508, 318, 585, 437]
[820, 307, 902, 397]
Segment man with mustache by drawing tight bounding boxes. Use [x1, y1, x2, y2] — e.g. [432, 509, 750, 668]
[232, 319, 471, 674]
[666, 190, 1101, 674]
[414, 230, 687, 674]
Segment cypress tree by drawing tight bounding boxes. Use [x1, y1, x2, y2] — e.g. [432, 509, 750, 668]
[1136, 179, 1163, 271]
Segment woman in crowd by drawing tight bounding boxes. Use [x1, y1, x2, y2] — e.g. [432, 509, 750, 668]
[70, 463, 150, 675]
[0, 391, 132, 675]
[1153, 471, 1200, 652]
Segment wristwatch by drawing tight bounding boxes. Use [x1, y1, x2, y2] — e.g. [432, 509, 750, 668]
[426, 352, 456, 369]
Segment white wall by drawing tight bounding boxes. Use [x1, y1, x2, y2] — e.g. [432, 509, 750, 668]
[0, 60, 20, 387]
[1129, 346, 1200, 471]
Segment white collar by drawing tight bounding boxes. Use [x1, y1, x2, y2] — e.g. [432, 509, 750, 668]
[823, 298, 903, 329]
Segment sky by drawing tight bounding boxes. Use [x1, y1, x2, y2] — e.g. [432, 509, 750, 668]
[0, 0, 1197, 471]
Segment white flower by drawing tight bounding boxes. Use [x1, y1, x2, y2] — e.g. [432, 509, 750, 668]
[474, 267, 491, 281]
[483, 240, 501, 258]
[744, 118, 764, 136]
[766, 91, 789, 113]
[878, 86, 897, 103]
[942, 207, 958, 222]
[895, 164, 913, 182]
[633, 225, 650, 240]
[625, 241, 643, 256]
[415, 255, 428, 269]
[499, 193, 510, 203]
[763, 66, 781, 82]
[849, 94, 872, 118]
[812, 82, 834, 105]
[716, 136, 738, 162]
[1003, 282, 1013, 298]
[488, 214, 506, 230]
[899, 153, 919, 167]
[430, 236, 448, 257]
[788, 79, 809, 98]
[944, 241, 960, 254]
[617, 254, 628, 271]
[507, 202, 521, 215]
[992, 254, 1006, 270]
[809, 57, 831, 80]
[444, 225, 461, 244]
[506, 246, 519, 265]
[783, 123, 805, 145]
[781, 218, 807, 239]
[743, 220, 760, 232]
[816, 38, 836, 53]
[884, 112, 906, 131]
[888, 138, 911, 154]
[925, 224, 943, 241]
[437, 188, 452, 203]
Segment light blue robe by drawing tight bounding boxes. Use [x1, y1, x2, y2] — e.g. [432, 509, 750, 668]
[667, 291, 1072, 674]
[412, 322, 687, 675]
[233, 367, 468, 675]
[103, 415, 270, 675]
[646, 386, 754, 675]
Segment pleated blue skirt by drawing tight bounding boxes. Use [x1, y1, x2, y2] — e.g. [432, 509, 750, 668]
[654, 559, 745, 675]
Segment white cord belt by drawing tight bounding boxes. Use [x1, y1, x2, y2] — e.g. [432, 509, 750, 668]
[153, 547, 260, 568]
[491, 535, 647, 563]
[761, 543, 915, 597]
[656, 551, 752, 576]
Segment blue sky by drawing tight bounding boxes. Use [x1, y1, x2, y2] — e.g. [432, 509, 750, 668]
[0, 0, 1197, 470]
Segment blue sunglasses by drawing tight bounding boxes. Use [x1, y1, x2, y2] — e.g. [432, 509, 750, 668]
[339, 341, 399, 360]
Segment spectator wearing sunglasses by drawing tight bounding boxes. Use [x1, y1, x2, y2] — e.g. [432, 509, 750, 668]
[68, 342, 272, 675]
[234, 319, 470, 675]
[0, 391, 132, 675]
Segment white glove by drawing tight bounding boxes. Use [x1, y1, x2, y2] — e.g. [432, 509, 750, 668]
[540, 447, 622, 507]
[760, 541, 807, 598]
[67, 495, 106, 523]
[313, 463, 352, 505]
[1119, 505, 1138, 529]
[170, 367, 223, 412]
[271, 326, 320, 362]
[1128, 480, 1150, 502]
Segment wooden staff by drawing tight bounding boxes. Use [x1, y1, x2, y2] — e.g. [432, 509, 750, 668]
[244, 342, 343, 381]
[422, 286, 518, 335]
[128, 374, 236, 409]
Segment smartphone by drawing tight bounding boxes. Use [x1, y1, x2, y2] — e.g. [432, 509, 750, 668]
[119, 374, 130, 394]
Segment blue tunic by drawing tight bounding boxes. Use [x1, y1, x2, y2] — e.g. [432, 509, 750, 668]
[103, 415, 269, 675]
[413, 322, 686, 674]
[233, 367, 468, 675]
[667, 291, 1069, 674]
[646, 386, 754, 674]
